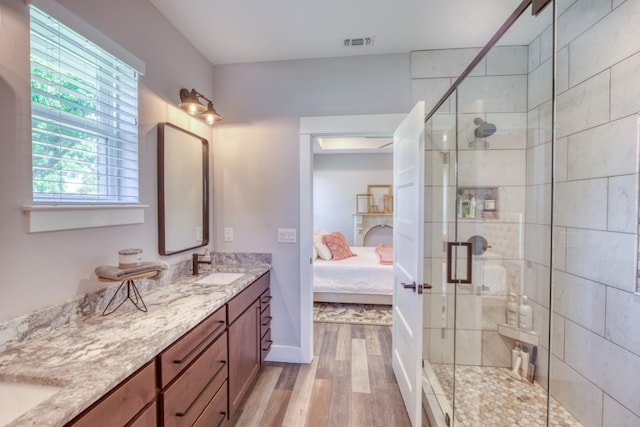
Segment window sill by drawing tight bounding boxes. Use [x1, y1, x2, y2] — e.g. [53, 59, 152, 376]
[22, 204, 149, 233]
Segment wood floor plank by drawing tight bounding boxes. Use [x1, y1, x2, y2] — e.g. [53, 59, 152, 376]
[316, 326, 338, 379]
[236, 324, 415, 427]
[282, 358, 319, 427]
[335, 324, 351, 361]
[377, 325, 396, 383]
[234, 365, 283, 427]
[389, 381, 413, 427]
[351, 338, 370, 394]
[275, 362, 300, 391]
[364, 325, 382, 356]
[306, 378, 332, 427]
[351, 392, 374, 427]
[259, 389, 292, 427]
[351, 324, 365, 339]
[328, 360, 351, 426]
[367, 354, 387, 390]
[314, 322, 326, 357]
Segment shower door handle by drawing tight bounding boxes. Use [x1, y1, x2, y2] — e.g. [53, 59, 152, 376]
[447, 241, 472, 284]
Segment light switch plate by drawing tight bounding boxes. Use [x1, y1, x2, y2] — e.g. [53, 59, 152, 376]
[277, 228, 296, 243]
[224, 227, 234, 242]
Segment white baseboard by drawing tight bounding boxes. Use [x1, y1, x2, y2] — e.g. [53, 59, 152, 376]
[264, 344, 310, 364]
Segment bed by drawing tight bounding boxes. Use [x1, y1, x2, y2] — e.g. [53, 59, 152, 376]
[313, 246, 393, 305]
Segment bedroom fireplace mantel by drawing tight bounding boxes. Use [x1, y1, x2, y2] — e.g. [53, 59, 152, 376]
[353, 213, 393, 246]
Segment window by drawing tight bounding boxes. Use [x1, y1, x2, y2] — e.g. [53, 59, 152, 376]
[29, 5, 139, 204]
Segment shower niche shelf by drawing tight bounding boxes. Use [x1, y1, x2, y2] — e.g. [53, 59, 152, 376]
[497, 323, 539, 346]
[457, 186, 499, 220]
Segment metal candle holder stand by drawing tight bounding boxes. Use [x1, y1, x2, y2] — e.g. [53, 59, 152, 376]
[100, 271, 156, 316]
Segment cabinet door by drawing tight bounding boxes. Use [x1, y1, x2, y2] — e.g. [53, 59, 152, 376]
[227, 299, 261, 418]
[66, 362, 155, 427]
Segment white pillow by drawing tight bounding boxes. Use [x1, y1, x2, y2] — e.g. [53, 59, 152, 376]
[313, 229, 332, 260]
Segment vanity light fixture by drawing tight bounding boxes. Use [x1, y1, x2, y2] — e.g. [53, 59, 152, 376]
[178, 88, 222, 125]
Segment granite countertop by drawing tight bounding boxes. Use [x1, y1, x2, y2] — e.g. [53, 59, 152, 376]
[0, 264, 270, 427]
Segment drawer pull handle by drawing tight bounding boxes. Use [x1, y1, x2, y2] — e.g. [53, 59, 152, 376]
[176, 360, 227, 417]
[261, 295, 272, 303]
[262, 340, 273, 352]
[261, 316, 272, 326]
[215, 412, 227, 427]
[173, 321, 225, 364]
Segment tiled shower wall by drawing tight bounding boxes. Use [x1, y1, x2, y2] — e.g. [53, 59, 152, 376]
[549, 0, 640, 425]
[417, 0, 640, 425]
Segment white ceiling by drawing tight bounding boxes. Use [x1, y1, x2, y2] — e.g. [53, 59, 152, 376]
[149, 0, 525, 65]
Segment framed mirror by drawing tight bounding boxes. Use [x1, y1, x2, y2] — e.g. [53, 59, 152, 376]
[157, 122, 209, 255]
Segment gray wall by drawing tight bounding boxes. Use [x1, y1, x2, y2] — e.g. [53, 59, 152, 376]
[0, 0, 214, 321]
[210, 54, 410, 350]
[314, 153, 393, 246]
[0, 0, 412, 357]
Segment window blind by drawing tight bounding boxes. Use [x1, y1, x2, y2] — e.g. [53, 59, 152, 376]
[30, 5, 139, 203]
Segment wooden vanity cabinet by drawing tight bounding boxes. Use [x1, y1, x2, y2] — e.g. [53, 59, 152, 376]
[158, 306, 228, 427]
[227, 271, 270, 419]
[259, 288, 273, 362]
[65, 361, 156, 427]
[66, 271, 271, 427]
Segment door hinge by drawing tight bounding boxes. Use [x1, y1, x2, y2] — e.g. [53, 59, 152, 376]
[445, 413, 451, 426]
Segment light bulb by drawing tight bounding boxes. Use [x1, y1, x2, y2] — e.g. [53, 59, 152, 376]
[188, 104, 198, 115]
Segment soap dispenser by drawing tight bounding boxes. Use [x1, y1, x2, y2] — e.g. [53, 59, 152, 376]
[519, 295, 533, 331]
[469, 196, 477, 218]
[507, 294, 518, 327]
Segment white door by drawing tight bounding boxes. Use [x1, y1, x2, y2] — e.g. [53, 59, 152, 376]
[392, 101, 425, 426]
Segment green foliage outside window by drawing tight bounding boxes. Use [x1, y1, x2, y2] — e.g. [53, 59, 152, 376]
[31, 56, 100, 196]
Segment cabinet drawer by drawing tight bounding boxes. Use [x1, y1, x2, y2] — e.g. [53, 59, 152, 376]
[261, 328, 272, 362]
[67, 361, 155, 427]
[127, 401, 157, 427]
[228, 272, 269, 324]
[159, 306, 226, 388]
[161, 332, 228, 427]
[193, 380, 228, 427]
[260, 302, 271, 337]
[260, 288, 272, 309]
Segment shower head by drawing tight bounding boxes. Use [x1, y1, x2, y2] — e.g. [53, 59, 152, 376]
[473, 117, 497, 138]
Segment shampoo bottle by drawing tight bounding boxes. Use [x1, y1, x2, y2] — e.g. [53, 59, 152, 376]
[507, 294, 519, 328]
[511, 342, 521, 371]
[520, 346, 530, 378]
[470, 196, 477, 218]
[519, 295, 533, 331]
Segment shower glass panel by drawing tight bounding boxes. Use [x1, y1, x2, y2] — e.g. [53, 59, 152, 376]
[423, 2, 557, 425]
[423, 99, 457, 425]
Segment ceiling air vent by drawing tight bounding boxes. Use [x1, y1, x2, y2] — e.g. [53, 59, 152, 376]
[344, 36, 374, 47]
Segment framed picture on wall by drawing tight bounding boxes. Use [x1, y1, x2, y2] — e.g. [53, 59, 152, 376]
[383, 194, 394, 213]
[356, 194, 373, 214]
[367, 185, 392, 213]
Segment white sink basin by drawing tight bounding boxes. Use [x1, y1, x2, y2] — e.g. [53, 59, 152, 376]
[0, 382, 61, 425]
[196, 272, 244, 285]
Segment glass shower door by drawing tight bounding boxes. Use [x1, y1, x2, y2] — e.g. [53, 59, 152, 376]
[422, 3, 554, 426]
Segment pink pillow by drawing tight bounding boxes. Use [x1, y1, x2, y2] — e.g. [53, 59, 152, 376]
[322, 232, 356, 260]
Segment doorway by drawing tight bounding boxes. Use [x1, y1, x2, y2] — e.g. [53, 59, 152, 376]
[298, 113, 405, 363]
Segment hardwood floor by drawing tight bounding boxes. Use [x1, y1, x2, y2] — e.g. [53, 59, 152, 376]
[231, 322, 419, 427]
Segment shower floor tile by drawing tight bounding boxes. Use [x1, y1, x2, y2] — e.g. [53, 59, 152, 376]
[431, 364, 582, 426]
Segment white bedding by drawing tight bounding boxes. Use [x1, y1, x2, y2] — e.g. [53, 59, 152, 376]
[313, 246, 393, 295]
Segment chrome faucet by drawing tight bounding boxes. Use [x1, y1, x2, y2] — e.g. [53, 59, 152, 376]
[192, 251, 212, 275]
